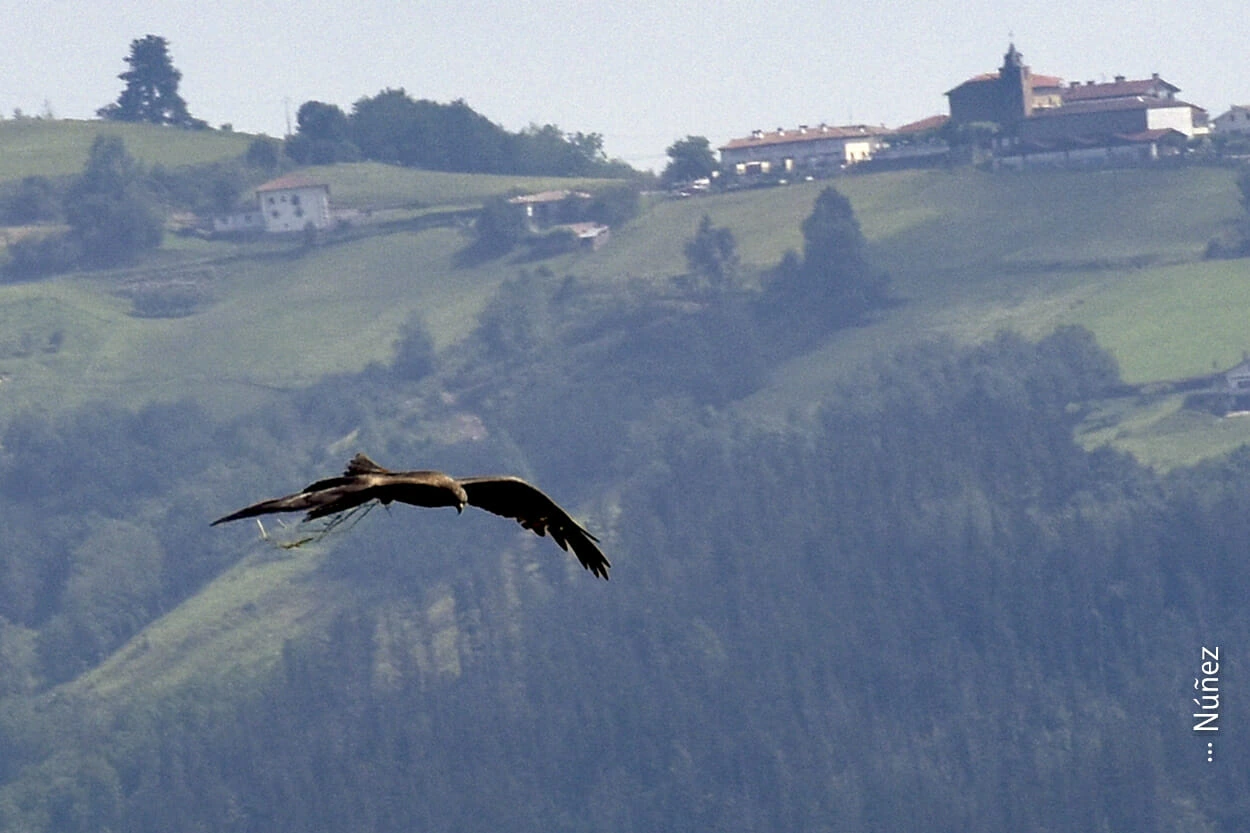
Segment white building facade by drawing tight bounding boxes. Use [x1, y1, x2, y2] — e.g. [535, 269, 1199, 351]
[719, 124, 887, 175]
[255, 174, 332, 233]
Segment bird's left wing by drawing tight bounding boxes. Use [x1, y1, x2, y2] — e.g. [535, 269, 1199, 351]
[212, 471, 383, 526]
[211, 482, 376, 525]
[458, 476, 610, 579]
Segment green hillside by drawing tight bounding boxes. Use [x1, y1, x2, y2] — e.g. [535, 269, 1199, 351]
[1, 122, 1248, 832]
[301, 161, 622, 210]
[1, 153, 1247, 461]
[0, 119, 256, 183]
[0, 124, 1247, 678]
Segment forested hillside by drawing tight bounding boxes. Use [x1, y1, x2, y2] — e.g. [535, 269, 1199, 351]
[0, 321, 1245, 831]
[0, 125, 1247, 831]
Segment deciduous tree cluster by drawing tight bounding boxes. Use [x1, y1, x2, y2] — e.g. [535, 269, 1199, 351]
[286, 89, 633, 177]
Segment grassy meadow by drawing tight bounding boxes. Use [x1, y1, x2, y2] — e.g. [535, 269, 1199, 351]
[0, 118, 256, 182]
[0, 120, 1248, 467]
[302, 161, 623, 210]
[72, 543, 337, 704]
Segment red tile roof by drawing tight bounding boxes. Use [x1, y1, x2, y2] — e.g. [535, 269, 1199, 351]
[1061, 77, 1180, 102]
[720, 124, 888, 151]
[961, 72, 999, 85]
[891, 114, 949, 134]
[946, 72, 1063, 95]
[1030, 75, 1065, 90]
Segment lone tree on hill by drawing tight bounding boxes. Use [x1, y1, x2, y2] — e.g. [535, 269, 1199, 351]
[662, 136, 717, 186]
[684, 214, 740, 292]
[796, 186, 889, 313]
[98, 35, 205, 128]
[764, 186, 890, 328]
[472, 195, 530, 256]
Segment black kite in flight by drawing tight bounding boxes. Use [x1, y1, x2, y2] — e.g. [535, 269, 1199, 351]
[213, 453, 610, 579]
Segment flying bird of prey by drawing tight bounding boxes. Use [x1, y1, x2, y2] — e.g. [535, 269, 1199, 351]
[213, 454, 610, 579]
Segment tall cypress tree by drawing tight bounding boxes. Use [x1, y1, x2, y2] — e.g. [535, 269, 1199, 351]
[98, 35, 203, 128]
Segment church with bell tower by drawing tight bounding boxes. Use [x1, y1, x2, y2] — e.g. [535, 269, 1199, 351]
[945, 43, 1062, 137]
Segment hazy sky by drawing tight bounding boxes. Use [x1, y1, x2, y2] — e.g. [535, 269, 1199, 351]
[2, 0, 1246, 170]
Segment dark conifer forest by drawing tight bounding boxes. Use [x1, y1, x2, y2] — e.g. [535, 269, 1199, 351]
[0, 252, 1245, 830]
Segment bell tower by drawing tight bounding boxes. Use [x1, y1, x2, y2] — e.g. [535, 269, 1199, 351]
[997, 42, 1032, 133]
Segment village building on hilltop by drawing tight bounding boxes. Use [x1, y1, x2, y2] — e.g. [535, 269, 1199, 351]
[718, 124, 889, 176]
[945, 43, 1065, 130]
[717, 42, 1222, 176]
[945, 43, 1205, 168]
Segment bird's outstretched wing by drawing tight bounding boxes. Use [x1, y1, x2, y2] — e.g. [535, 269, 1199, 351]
[211, 479, 378, 525]
[457, 476, 610, 580]
[213, 454, 392, 525]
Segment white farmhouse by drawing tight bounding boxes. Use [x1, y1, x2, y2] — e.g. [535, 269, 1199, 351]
[212, 173, 333, 236]
[255, 173, 331, 232]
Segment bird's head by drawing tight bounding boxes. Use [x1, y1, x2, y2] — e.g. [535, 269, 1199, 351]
[450, 483, 468, 514]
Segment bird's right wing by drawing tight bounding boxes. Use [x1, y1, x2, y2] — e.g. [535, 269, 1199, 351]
[459, 476, 610, 579]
